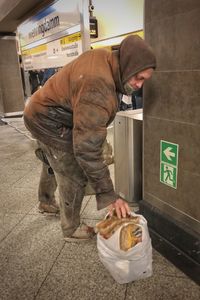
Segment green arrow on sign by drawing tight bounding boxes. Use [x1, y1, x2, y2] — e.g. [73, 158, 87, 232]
[164, 147, 175, 161]
[160, 140, 178, 167]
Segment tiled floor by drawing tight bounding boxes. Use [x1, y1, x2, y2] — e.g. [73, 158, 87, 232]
[0, 117, 199, 300]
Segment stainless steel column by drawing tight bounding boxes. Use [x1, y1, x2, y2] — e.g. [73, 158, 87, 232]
[114, 109, 143, 203]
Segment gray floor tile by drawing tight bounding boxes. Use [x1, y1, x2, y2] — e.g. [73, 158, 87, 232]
[0, 187, 38, 214]
[35, 242, 126, 300]
[126, 270, 200, 300]
[0, 214, 64, 300]
[0, 147, 29, 162]
[0, 152, 32, 168]
[125, 250, 200, 300]
[152, 249, 190, 278]
[0, 138, 33, 153]
[0, 213, 25, 242]
[0, 149, 23, 160]
[0, 126, 19, 136]
[0, 169, 32, 186]
[8, 158, 40, 172]
[12, 169, 41, 189]
[0, 157, 14, 167]
[0, 132, 27, 143]
[1, 156, 39, 174]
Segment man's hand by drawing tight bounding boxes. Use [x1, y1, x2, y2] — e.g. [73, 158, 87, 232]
[108, 198, 131, 219]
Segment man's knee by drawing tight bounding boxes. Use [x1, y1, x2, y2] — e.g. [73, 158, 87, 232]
[35, 148, 54, 175]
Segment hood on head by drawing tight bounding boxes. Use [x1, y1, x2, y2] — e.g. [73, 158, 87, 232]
[119, 35, 156, 84]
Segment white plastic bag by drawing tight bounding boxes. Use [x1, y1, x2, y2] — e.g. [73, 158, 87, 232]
[97, 212, 152, 284]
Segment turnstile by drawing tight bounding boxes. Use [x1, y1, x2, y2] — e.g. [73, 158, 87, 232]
[114, 109, 143, 203]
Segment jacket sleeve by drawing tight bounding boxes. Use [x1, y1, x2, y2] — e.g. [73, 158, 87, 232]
[72, 78, 119, 210]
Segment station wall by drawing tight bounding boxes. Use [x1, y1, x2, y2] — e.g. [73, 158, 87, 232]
[143, 0, 200, 235]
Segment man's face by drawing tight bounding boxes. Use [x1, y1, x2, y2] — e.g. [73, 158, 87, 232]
[124, 68, 154, 95]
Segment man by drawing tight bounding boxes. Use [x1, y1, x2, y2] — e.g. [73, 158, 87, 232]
[23, 35, 156, 241]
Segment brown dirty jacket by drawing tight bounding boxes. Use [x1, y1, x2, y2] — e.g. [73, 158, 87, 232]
[23, 35, 156, 210]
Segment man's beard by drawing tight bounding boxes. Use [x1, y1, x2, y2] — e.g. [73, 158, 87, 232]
[124, 82, 137, 95]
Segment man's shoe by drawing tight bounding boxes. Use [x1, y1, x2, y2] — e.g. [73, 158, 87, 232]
[38, 201, 60, 214]
[64, 223, 96, 242]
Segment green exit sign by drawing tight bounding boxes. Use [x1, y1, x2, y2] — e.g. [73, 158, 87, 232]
[160, 140, 179, 189]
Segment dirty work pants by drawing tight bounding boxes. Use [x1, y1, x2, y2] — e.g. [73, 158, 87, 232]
[37, 141, 88, 237]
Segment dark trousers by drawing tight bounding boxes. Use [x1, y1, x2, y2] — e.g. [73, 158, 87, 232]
[37, 141, 88, 237]
[38, 162, 57, 204]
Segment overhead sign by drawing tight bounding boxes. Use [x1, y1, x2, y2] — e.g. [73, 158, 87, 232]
[160, 140, 179, 189]
[21, 31, 82, 70]
[18, 0, 81, 47]
[17, 0, 91, 70]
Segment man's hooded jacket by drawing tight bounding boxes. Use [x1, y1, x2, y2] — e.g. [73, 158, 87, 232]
[24, 35, 156, 209]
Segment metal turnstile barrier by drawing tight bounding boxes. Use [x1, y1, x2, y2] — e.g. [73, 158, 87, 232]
[114, 109, 143, 203]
